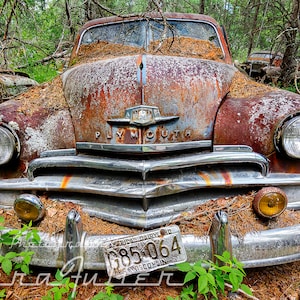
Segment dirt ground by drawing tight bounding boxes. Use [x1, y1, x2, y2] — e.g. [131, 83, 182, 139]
[1, 262, 300, 299]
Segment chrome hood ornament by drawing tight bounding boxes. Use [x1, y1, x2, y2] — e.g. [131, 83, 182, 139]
[107, 105, 179, 127]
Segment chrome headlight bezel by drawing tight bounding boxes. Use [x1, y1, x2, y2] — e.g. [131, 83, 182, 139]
[14, 193, 45, 222]
[0, 123, 20, 165]
[274, 114, 300, 159]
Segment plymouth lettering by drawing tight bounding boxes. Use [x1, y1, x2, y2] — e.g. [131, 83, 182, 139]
[100, 128, 192, 141]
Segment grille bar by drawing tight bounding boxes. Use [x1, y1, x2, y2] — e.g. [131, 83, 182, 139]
[28, 148, 269, 181]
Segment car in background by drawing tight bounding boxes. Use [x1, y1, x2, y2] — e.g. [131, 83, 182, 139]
[0, 13, 300, 278]
[240, 50, 283, 80]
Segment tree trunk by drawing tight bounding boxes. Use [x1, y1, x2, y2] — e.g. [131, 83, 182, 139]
[280, 0, 300, 87]
[199, 0, 205, 14]
[247, 0, 261, 57]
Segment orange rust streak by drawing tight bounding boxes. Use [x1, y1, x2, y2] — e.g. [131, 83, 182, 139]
[198, 172, 211, 186]
[136, 54, 143, 66]
[60, 175, 72, 189]
[221, 171, 232, 186]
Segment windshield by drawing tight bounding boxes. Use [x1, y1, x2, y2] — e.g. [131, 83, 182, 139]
[76, 19, 225, 63]
[81, 19, 221, 49]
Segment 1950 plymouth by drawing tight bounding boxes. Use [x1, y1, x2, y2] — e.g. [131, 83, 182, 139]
[1, 12, 300, 278]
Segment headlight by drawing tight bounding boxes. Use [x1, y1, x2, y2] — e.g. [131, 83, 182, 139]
[14, 194, 45, 222]
[253, 187, 287, 219]
[275, 115, 300, 158]
[0, 126, 17, 165]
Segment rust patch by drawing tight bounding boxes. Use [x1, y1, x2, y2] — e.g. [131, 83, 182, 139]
[60, 175, 72, 189]
[215, 71, 300, 159]
[198, 171, 212, 186]
[268, 152, 300, 173]
[64, 54, 235, 144]
[221, 170, 232, 186]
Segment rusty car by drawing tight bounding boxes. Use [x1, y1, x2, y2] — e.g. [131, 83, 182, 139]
[240, 50, 283, 81]
[1, 12, 300, 277]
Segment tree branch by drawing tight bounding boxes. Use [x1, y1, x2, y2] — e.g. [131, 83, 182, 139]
[225, 283, 260, 300]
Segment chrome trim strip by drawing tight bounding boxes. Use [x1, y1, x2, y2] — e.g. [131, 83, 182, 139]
[3, 224, 300, 270]
[213, 145, 253, 152]
[76, 141, 212, 153]
[27, 150, 269, 181]
[76, 142, 253, 154]
[41, 149, 77, 157]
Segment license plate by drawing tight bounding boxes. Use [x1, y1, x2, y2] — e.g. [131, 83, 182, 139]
[102, 225, 187, 279]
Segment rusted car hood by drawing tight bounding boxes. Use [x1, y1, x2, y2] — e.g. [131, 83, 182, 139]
[62, 55, 236, 144]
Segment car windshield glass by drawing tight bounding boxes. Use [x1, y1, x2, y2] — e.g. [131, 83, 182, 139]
[148, 20, 220, 47]
[81, 19, 221, 49]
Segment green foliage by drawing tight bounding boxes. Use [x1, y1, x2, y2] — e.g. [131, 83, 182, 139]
[0, 216, 40, 246]
[171, 251, 253, 300]
[0, 289, 6, 299]
[0, 250, 34, 275]
[91, 283, 124, 300]
[0, 0, 66, 82]
[42, 269, 77, 300]
[166, 284, 197, 300]
[0, 216, 40, 275]
[23, 63, 59, 83]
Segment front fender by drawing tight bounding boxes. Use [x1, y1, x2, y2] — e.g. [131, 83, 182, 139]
[214, 88, 300, 172]
[0, 77, 76, 177]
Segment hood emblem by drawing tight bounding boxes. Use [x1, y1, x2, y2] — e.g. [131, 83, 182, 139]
[107, 105, 179, 127]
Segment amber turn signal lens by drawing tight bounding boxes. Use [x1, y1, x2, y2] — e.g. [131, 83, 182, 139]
[253, 187, 287, 219]
[14, 194, 45, 222]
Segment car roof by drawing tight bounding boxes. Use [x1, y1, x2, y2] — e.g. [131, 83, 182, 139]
[250, 50, 283, 56]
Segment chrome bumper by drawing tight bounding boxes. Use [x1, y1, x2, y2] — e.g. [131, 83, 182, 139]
[2, 209, 300, 271]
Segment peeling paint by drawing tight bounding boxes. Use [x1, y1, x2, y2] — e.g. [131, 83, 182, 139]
[214, 88, 300, 156]
[63, 54, 236, 143]
[8, 121, 19, 131]
[24, 111, 72, 156]
[248, 91, 299, 151]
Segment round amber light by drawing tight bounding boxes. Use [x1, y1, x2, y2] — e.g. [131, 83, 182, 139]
[14, 194, 45, 222]
[253, 187, 287, 218]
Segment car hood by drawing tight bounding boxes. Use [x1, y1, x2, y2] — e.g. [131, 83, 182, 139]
[62, 55, 236, 144]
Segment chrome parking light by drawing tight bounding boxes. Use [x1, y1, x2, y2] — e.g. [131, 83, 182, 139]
[14, 193, 45, 222]
[253, 187, 287, 219]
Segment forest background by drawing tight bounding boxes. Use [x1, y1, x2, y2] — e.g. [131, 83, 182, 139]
[0, 0, 300, 88]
